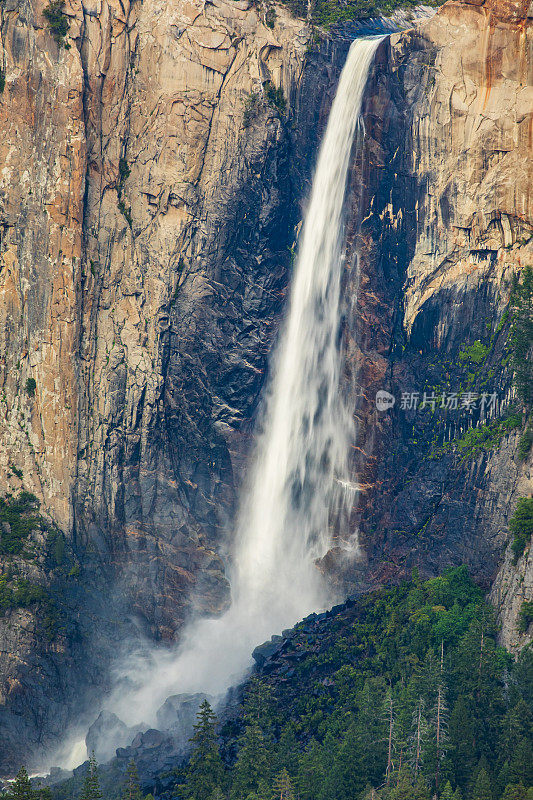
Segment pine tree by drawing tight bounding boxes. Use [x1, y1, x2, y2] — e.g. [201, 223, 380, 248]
[385, 688, 394, 783]
[80, 754, 103, 800]
[231, 723, 270, 799]
[271, 769, 295, 800]
[9, 767, 34, 800]
[448, 696, 475, 788]
[185, 700, 224, 800]
[121, 760, 143, 800]
[501, 785, 527, 800]
[321, 723, 366, 800]
[472, 767, 492, 800]
[393, 683, 415, 782]
[411, 696, 428, 780]
[356, 679, 388, 787]
[413, 775, 431, 800]
[387, 771, 430, 800]
[35, 790, 52, 800]
[243, 678, 275, 733]
[499, 700, 532, 764]
[272, 725, 299, 778]
[296, 739, 326, 800]
[434, 640, 449, 794]
[386, 771, 413, 800]
[440, 780, 454, 800]
[508, 738, 533, 786]
[361, 787, 382, 800]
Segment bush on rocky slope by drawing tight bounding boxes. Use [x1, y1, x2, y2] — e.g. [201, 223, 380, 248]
[0, 491, 41, 555]
[43, 0, 70, 48]
[519, 602, 533, 634]
[510, 498, 533, 564]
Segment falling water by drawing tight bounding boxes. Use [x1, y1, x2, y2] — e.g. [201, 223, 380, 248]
[93, 36, 382, 736]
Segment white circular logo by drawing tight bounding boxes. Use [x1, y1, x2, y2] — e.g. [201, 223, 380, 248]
[375, 390, 396, 412]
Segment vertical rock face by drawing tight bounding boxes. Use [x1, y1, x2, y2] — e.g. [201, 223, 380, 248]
[0, 0, 357, 770]
[489, 538, 533, 652]
[347, 0, 532, 624]
[0, 0, 318, 639]
[0, 0, 84, 531]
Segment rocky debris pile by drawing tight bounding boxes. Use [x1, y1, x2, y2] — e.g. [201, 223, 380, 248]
[251, 598, 360, 677]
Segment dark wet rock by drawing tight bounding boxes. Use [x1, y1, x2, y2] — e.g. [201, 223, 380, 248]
[252, 635, 285, 666]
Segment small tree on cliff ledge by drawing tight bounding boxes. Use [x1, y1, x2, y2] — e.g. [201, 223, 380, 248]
[183, 700, 224, 800]
[80, 754, 103, 800]
[8, 767, 34, 800]
[43, 0, 70, 48]
[121, 760, 143, 800]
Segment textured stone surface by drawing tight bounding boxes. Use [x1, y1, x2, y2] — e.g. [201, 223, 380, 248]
[0, 0, 315, 640]
[489, 521, 533, 651]
[345, 0, 533, 635]
[0, 0, 354, 772]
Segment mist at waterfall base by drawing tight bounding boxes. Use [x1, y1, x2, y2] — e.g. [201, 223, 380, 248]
[57, 36, 383, 770]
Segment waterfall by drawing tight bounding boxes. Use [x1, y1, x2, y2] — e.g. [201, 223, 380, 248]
[106, 35, 383, 728]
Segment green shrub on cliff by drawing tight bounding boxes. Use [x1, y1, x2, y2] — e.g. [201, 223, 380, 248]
[510, 497, 533, 564]
[518, 425, 533, 460]
[265, 82, 286, 115]
[440, 413, 522, 461]
[509, 267, 533, 407]
[0, 491, 41, 555]
[283, 0, 444, 29]
[243, 92, 262, 128]
[518, 601, 533, 633]
[43, 0, 70, 48]
[459, 340, 489, 364]
[265, 7, 277, 27]
[0, 575, 45, 615]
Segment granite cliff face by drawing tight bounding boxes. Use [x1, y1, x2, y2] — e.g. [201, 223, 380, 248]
[0, 0, 314, 638]
[0, 0, 531, 775]
[345, 0, 532, 604]
[0, 0, 351, 770]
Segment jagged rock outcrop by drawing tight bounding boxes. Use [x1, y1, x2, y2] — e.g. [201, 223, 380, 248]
[489, 534, 533, 651]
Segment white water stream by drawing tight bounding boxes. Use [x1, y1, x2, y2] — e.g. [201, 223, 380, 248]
[61, 35, 382, 765]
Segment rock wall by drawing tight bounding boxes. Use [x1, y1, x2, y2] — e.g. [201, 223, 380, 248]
[0, 0, 312, 638]
[0, 0, 358, 772]
[347, 0, 533, 629]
